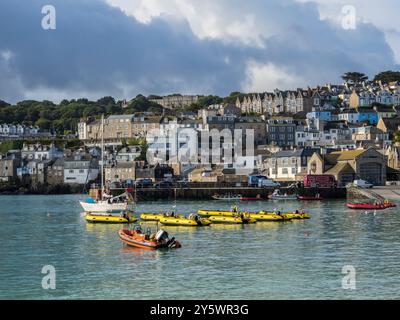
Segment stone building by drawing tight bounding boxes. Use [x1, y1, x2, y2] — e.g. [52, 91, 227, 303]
[307, 148, 387, 186]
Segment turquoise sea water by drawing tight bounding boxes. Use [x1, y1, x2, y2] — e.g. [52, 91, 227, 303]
[0, 194, 399, 300]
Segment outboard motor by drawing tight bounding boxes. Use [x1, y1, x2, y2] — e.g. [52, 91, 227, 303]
[156, 229, 169, 243]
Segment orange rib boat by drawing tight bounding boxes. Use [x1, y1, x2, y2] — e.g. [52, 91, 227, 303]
[118, 228, 181, 250]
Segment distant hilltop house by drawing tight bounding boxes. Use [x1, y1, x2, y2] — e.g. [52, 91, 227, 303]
[149, 95, 200, 109]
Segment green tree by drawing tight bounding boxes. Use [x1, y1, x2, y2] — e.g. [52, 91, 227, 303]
[394, 131, 400, 144]
[373, 70, 400, 84]
[341, 72, 368, 84]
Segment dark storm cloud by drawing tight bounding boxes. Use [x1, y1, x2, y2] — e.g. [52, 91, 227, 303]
[0, 0, 397, 103]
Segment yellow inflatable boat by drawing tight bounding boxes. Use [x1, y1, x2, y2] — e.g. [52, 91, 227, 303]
[208, 214, 256, 224]
[85, 212, 137, 224]
[197, 209, 237, 217]
[140, 213, 166, 221]
[281, 212, 311, 220]
[159, 214, 211, 227]
[249, 213, 286, 221]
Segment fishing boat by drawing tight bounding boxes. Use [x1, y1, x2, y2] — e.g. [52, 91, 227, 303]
[298, 194, 323, 201]
[85, 211, 137, 224]
[268, 189, 298, 200]
[79, 115, 134, 213]
[159, 214, 211, 227]
[212, 193, 242, 201]
[80, 193, 133, 213]
[347, 200, 396, 210]
[118, 227, 181, 250]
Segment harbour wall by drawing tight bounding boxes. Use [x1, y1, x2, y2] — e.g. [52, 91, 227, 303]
[106, 186, 347, 201]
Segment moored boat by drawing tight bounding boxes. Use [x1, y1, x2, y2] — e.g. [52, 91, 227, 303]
[268, 189, 298, 200]
[249, 212, 286, 221]
[347, 201, 396, 210]
[140, 210, 178, 222]
[118, 227, 181, 250]
[208, 214, 256, 224]
[159, 214, 211, 227]
[140, 213, 167, 221]
[80, 195, 131, 213]
[85, 211, 137, 224]
[197, 209, 238, 217]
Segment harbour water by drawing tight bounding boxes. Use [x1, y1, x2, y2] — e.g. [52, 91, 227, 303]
[0, 194, 400, 300]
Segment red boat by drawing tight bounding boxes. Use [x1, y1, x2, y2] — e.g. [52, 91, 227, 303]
[347, 201, 397, 210]
[118, 227, 181, 250]
[298, 195, 323, 201]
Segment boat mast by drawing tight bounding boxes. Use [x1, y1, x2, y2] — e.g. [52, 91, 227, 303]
[101, 114, 104, 200]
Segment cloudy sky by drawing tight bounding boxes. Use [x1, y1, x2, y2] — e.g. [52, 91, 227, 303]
[0, 0, 399, 103]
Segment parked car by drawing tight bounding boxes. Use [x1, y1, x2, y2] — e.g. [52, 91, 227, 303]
[135, 178, 153, 188]
[258, 179, 280, 188]
[154, 181, 173, 189]
[352, 180, 373, 188]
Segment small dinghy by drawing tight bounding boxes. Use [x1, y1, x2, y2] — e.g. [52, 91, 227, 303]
[118, 227, 181, 250]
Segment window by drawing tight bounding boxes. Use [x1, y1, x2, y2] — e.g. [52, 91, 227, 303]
[69, 170, 74, 173]
[282, 168, 288, 174]
[291, 167, 296, 174]
[79, 169, 84, 173]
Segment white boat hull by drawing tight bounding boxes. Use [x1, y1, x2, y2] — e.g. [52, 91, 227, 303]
[268, 196, 298, 200]
[79, 201, 129, 213]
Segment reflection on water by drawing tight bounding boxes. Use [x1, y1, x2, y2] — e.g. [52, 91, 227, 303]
[0, 195, 399, 299]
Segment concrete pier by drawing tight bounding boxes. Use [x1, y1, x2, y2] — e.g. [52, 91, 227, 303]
[347, 186, 400, 201]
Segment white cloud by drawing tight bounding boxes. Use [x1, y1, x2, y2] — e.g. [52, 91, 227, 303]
[243, 61, 306, 92]
[106, 0, 303, 47]
[1, 49, 13, 62]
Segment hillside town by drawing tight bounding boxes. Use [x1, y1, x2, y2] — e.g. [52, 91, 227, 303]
[1, 77, 400, 193]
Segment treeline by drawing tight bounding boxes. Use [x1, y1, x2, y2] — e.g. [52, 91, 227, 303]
[0, 95, 163, 134]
